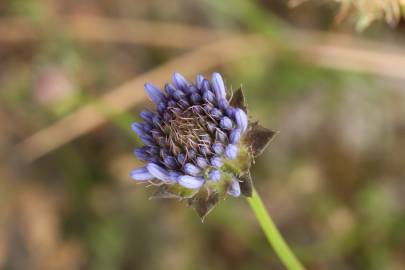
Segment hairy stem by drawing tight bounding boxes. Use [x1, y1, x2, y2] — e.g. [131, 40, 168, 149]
[247, 188, 305, 270]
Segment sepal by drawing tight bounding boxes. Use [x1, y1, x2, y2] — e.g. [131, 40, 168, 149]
[245, 122, 277, 157]
[230, 88, 247, 112]
[239, 171, 253, 197]
[187, 189, 220, 221]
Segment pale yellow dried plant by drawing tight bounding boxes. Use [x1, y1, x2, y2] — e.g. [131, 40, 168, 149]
[289, 0, 405, 30]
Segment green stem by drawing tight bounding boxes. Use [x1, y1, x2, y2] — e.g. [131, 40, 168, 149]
[247, 188, 305, 270]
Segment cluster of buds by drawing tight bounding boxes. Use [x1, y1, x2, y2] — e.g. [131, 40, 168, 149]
[131, 72, 275, 219]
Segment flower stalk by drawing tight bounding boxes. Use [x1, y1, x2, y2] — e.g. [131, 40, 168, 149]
[247, 188, 305, 270]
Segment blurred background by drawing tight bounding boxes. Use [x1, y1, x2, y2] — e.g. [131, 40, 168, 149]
[1, 0, 405, 269]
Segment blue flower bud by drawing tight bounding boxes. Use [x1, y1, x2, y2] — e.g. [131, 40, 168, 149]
[220, 116, 233, 130]
[190, 93, 202, 104]
[188, 85, 198, 93]
[140, 135, 155, 147]
[134, 148, 149, 161]
[178, 99, 190, 109]
[131, 167, 154, 181]
[168, 100, 177, 108]
[168, 171, 181, 182]
[172, 90, 185, 101]
[225, 144, 238, 160]
[207, 121, 216, 133]
[210, 156, 223, 168]
[177, 153, 186, 164]
[218, 98, 229, 110]
[199, 145, 210, 156]
[152, 115, 162, 126]
[157, 102, 167, 113]
[196, 74, 204, 89]
[187, 149, 196, 159]
[173, 72, 189, 90]
[215, 130, 227, 142]
[234, 108, 248, 132]
[147, 163, 172, 182]
[212, 72, 227, 100]
[202, 89, 215, 103]
[196, 156, 209, 168]
[140, 110, 155, 122]
[164, 155, 178, 169]
[209, 169, 221, 182]
[226, 107, 235, 117]
[201, 79, 211, 92]
[210, 108, 223, 119]
[230, 129, 241, 144]
[178, 175, 205, 189]
[212, 142, 224, 154]
[144, 83, 166, 105]
[164, 83, 176, 96]
[163, 112, 172, 121]
[146, 146, 159, 155]
[131, 122, 145, 137]
[227, 178, 241, 197]
[184, 163, 202, 176]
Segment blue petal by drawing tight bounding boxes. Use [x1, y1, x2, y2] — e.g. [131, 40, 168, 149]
[147, 163, 172, 182]
[212, 142, 224, 155]
[227, 178, 241, 197]
[184, 163, 202, 176]
[178, 175, 205, 189]
[209, 169, 221, 182]
[131, 167, 154, 181]
[229, 129, 241, 144]
[211, 72, 227, 100]
[234, 108, 248, 132]
[196, 74, 205, 89]
[210, 156, 223, 168]
[220, 116, 233, 130]
[173, 72, 189, 90]
[144, 83, 166, 105]
[225, 144, 238, 160]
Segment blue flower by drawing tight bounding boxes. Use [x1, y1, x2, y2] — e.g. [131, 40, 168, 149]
[131, 72, 276, 219]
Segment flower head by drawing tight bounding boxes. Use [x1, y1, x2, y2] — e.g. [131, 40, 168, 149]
[131, 72, 275, 219]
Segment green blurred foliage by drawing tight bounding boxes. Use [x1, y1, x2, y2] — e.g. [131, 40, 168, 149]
[1, 0, 405, 270]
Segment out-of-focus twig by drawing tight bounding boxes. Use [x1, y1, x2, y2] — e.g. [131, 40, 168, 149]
[0, 15, 228, 48]
[288, 30, 405, 81]
[15, 34, 269, 163]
